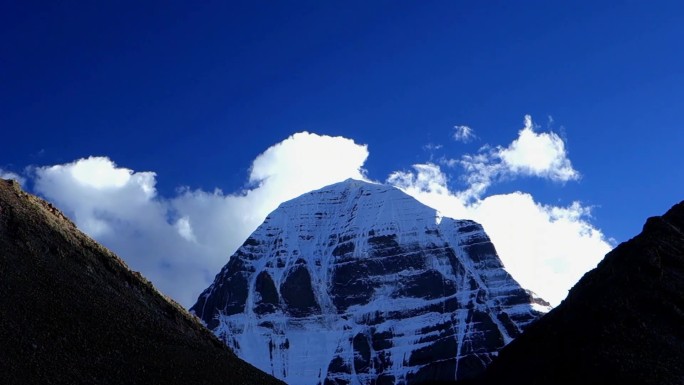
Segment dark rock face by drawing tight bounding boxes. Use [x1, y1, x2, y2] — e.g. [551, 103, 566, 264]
[0, 179, 284, 385]
[191, 179, 549, 385]
[254, 271, 279, 315]
[466, 200, 684, 385]
[281, 264, 321, 316]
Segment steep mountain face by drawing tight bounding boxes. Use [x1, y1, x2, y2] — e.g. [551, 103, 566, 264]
[192, 179, 549, 385]
[465, 200, 684, 385]
[0, 179, 284, 385]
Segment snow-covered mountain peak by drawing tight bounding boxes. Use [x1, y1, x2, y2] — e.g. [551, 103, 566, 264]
[192, 179, 549, 385]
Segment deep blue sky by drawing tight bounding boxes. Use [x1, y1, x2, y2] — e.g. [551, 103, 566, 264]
[2, 1, 683, 243]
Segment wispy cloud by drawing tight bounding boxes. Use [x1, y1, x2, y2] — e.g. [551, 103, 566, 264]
[459, 115, 579, 200]
[453, 125, 476, 143]
[422, 143, 443, 151]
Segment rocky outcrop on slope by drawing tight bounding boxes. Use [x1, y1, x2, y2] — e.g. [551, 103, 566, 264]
[467, 201, 684, 385]
[0, 179, 284, 385]
[192, 179, 549, 385]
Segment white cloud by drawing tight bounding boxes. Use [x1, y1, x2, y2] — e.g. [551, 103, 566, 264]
[246, 131, 367, 201]
[423, 143, 443, 151]
[32, 133, 368, 306]
[499, 115, 578, 181]
[388, 121, 611, 306]
[33, 157, 159, 238]
[1, 169, 26, 186]
[28, 118, 609, 308]
[465, 193, 610, 306]
[175, 216, 197, 243]
[453, 125, 476, 143]
[459, 115, 579, 200]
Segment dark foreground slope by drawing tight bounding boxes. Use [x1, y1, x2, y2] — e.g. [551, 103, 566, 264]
[0, 179, 283, 385]
[462, 201, 684, 385]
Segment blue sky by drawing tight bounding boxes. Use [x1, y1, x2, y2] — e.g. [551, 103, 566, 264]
[2, 2, 683, 306]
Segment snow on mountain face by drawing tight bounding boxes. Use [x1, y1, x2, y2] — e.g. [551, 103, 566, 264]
[191, 179, 550, 385]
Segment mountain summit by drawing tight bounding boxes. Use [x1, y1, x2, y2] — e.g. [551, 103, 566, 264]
[192, 178, 549, 385]
[0, 179, 283, 385]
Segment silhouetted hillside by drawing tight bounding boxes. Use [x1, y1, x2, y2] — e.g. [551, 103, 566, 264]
[0, 179, 284, 385]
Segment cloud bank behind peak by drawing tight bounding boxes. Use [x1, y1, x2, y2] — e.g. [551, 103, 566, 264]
[29, 118, 609, 307]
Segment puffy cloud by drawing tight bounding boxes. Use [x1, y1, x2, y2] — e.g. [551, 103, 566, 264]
[32, 133, 368, 306]
[1, 169, 26, 186]
[28, 118, 609, 308]
[34, 157, 158, 237]
[473, 194, 610, 306]
[453, 125, 476, 143]
[498, 115, 578, 181]
[460, 115, 579, 200]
